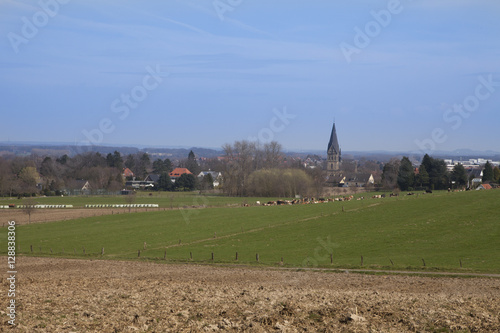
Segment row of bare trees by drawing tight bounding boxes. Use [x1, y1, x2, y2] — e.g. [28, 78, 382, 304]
[221, 140, 322, 197]
[1, 141, 328, 198]
[0, 151, 175, 197]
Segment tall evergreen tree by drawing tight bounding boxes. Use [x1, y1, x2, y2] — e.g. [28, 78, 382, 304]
[163, 159, 173, 174]
[381, 158, 400, 190]
[106, 151, 123, 169]
[482, 161, 494, 182]
[415, 165, 430, 189]
[419, 154, 449, 190]
[493, 167, 500, 183]
[451, 163, 468, 187]
[397, 156, 414, 191]
[185, 150, 200, 175]
[152, 159, 166, 174]
[158, 172, 173, 191]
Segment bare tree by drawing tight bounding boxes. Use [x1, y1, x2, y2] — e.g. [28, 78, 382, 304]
[22, 197, 37, 224]
[263, 141, 282, 169]
[221, 140, 257, 196]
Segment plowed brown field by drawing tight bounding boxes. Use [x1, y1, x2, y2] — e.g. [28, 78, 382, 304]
[2, 257, 499, 332]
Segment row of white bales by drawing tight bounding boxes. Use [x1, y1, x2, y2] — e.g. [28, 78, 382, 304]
[0, 204, 159, 209]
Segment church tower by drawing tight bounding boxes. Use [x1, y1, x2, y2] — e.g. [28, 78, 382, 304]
[327, 122, 341, 178]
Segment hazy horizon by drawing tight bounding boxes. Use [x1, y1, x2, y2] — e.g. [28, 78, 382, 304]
[2, 0, 499, 152]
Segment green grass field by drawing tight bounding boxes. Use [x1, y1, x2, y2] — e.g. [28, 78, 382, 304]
[2, 190, 499, 273]
[0, 191, 267, 208]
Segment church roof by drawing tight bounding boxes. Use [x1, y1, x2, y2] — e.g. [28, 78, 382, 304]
[328, 122, 340, 153]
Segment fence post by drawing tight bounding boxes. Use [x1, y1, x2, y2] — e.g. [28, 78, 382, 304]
[422, 258, 426, 267]
[211, 252, 214, 261]
[361, 255, 363, 266]
[138, 250, 141, 257]
[190, 252, 193, 260]
[330, 253, 333, 264]
[235, 252, 238, 261]
[30, 245, 33, 253]
[256, 253, 259, 262]
[460, 259, 462, 268]
[101, 247, 104, 255]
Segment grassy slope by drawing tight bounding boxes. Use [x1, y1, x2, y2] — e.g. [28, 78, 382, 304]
[2, 190, 499, 273]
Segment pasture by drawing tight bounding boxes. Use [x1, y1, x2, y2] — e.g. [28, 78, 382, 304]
[2, 189, 499, 273]
[0, 191, 260, 209]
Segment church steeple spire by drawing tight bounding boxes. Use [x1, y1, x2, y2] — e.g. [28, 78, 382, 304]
[327, 121, 341, 174]
[327, 122, 340, 155]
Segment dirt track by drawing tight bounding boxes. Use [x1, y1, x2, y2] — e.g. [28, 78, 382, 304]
[2, 257, 499, 332]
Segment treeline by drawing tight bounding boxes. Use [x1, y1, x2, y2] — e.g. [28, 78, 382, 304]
[221, 140, 322, 197]
[0, 150, 209, 197]
[0, 141, 322, 198]
[382, 154, 500, 191]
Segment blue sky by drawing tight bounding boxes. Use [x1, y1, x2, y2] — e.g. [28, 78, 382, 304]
[1, 0, 499, 153]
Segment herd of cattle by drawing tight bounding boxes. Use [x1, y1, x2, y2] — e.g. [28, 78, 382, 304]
[256, 195, 355, 206]
[253, 191, 429, 207]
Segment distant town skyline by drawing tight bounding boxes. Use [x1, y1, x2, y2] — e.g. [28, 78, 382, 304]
[1, 1, 499, 152]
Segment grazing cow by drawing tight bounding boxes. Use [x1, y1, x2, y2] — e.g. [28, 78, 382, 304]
[256, 201, 261, 205]
[425, 189, 432, 194]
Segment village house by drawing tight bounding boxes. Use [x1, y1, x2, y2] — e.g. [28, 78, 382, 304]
[64, 180, 91, 195]
[169, 168, 192, 183]
[476, 184, 492, 190]
[122, 168, 135, 179]
[197, 171, 223, 188]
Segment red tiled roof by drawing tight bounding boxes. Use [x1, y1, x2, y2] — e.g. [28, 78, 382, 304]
[169, 168, 192, 177]
[123, 168, 134, 177]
